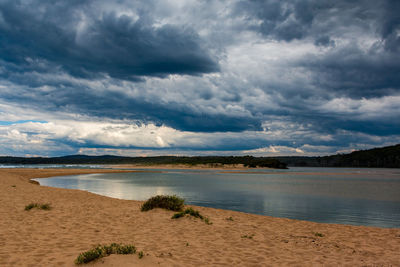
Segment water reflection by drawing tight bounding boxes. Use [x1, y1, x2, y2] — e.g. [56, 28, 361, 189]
[35, 168, 400, 228]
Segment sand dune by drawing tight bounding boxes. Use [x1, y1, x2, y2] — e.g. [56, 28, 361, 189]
[0, 168, 399, 266]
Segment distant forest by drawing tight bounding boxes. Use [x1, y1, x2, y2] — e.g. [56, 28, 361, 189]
[0, 144, 399, 168]
[277, 144, 400, 168]
[0, 155, 287, 169]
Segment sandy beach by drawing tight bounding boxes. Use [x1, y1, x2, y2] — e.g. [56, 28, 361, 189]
[1, 168, 399, 266]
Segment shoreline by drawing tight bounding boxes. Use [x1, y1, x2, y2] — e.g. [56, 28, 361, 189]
[1, 168, 399, 266]
[107, 163, 273, 171]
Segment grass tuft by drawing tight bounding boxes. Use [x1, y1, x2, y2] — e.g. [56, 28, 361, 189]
[204, 217, 213, 225]
[40, 203, 51, 210]
[314, 232, 324, 237]
[75, 246, 104, 264]
[172, 207, 212, 224]
[75, 243, 136, 264]
[138, 251, 144, 259]
[172, 207, 203, 219]
[226, 216, 234, 221]
[141, 195, 185, 212]
[241, 234, 255, 239]
[24, 203, 51, 211]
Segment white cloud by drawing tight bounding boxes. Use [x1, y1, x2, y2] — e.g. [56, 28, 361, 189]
[317, 95, 400, 121]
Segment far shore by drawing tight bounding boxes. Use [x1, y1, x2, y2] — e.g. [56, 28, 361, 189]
[106, 164, 386, 176]
[108, 163, 272, 171]
[1, 168, 399, 266]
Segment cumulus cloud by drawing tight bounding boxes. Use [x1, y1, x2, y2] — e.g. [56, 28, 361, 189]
[1, 118, 399, 157]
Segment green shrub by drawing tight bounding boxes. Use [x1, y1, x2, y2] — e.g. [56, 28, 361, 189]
[172, 207, 203, 219]
[40, 203, 51, 210]
[141, 195, 185, 212]
[75, 244, 136, 264]
[204, 217, 213, 225]
[75, 246, 104, 264]
[24, 203, 51, 211]
[172, 208, 212, 224]
[102, 243, 136, 255]
[314, 232, 324, 237]
[171, 212, 185, 219]
[138, 251, 144, 259]
[25, 203, 37, 211]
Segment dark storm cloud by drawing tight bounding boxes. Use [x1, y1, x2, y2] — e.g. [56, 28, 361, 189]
[300, 45, 400, 98]
[0, 0, 218, 80]
[380, 0, 400, 52]
[236, 0, 398, 45]
[236, 0, 400, 98]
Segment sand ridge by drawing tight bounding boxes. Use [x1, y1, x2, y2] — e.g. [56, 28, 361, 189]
[0, 168, 399, 266]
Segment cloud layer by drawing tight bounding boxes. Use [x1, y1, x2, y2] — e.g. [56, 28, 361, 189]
[0, 0, 399, 156]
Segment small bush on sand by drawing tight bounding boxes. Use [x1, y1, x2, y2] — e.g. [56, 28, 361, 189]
[241, 234, 255, 239]
[314, 232, 324, 237]
[172, 207, 203, 219]
[75, 243, 136, 264]
[138, 251, 144, 259]
[141, 195, 184, 212]
[40, 203, 51, 210]
[24, 203, 51, 211]
[172, 207, 212, 224]
[204, 217, 213, 225]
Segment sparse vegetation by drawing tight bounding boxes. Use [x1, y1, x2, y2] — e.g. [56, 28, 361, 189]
[226, 216, 234, 221]
[75, 243, 136, 264]
[24, 203, 51, 211]
[141, 195, 185, 212]
[11, 185, 16, 187]
[141, 195, 212, 224]
[204, 217, 212, 225]
[138, 251, 144, 259]
[314, 232, 324, 237]
[241, 234, 255, 239]
[172, 207, 212, 224]
[172, 207, 203, 219]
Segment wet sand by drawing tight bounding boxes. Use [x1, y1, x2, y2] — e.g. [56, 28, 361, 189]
[0, 168, 399, 266]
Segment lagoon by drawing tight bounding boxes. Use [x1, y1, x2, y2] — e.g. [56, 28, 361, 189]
[34, 167, 400, 228]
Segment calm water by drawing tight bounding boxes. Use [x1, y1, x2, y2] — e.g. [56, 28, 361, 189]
[34, 167, 400, 228]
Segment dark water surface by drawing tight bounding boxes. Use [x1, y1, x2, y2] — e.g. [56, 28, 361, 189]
[34, 167, 400, 228]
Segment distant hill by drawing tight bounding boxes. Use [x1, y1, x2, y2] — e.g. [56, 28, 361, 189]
[1, 144, 399, 168]
[277, 144, 400, 168]
[0, 155, 287, 169]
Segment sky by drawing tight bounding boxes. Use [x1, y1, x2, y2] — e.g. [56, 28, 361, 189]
[0, 0, 399, 157]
